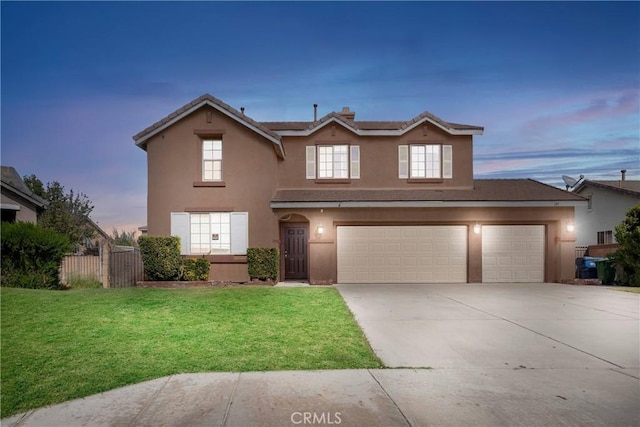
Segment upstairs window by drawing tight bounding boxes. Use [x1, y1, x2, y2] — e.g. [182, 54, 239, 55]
[202, 139, 222, 181]
[306, 145, 360, 180]
[399, 144, 452, 179]
[319, 145, 348, 178]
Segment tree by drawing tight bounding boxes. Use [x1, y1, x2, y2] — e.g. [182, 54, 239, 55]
[23, 175, 96, 249]
[611, 204, 640, 286]
[112, 228, 138, 247]
[23, 174, 46, 198]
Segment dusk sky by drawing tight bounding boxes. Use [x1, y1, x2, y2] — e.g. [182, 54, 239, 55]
[2, 1, 639, 234]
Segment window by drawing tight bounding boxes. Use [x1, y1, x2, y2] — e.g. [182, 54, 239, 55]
[190, 213, 230, 254]
[306, 145, 360, 179]
[171, 212, 248, 255]
[398, 144, 453, 179]
[202, 139, 222, 181]
[597, 230, 613, 245]
[587, 194, 593, 210]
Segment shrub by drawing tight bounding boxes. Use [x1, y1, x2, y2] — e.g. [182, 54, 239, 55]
[610, 204, 640, 286]
[182, 258, 210, 281]
[138, 236, 182, 281]
[1, 222, 72, 289]
[247, 247, 279, 281]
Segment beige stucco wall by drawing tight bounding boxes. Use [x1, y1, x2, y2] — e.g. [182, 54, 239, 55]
[145, 106, 280, 281]
[276, 123, 474, 190]
[276, 206, 577, 284]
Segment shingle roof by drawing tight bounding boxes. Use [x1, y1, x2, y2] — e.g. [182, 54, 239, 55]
[133, 94, 483, 151]
[574, 180, 640, 198]
[262, 110, 483, 134]
[0, 166, 48, 208]
[271, 179, 586, 204]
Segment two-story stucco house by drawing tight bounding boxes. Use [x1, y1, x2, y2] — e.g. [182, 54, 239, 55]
[134, 94, 585, 284]
[572, 172, 640, 246]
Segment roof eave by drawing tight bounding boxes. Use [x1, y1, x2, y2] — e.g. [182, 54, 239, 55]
[273, 116, 483, 137]
[574, 180, 640, 197]
[133, 99, 285, 158]
[271, 200, 587, 209]
[0, 181, 48, 208]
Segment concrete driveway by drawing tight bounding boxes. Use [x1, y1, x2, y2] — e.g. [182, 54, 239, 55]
[337, 283, 639, 425]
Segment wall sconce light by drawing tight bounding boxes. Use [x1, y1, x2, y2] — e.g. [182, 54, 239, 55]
[316, 225, 324, 235]
[566, 223, 575, 233]
[473, 223, 481, 234]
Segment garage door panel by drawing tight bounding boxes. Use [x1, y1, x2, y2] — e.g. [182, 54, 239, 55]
[482, 225, 544, 283]
[337, 226, 467, 283]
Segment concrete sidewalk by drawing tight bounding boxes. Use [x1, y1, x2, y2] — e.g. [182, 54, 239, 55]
[3, 368, 639, 427]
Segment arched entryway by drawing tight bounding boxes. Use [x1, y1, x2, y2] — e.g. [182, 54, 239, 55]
[279, 214, 309, 281]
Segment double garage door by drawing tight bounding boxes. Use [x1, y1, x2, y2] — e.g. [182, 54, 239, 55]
[337, 225, 544, 284]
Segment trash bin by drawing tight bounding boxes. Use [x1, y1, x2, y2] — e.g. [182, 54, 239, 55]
[595, 259, 616, 285]
[575, 257, 602, 279]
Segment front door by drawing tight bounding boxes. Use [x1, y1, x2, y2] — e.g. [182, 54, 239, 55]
[284, 226, 308, 280]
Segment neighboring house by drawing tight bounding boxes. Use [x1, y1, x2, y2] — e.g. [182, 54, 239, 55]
[81, 217, 112, 255]
[134, 94, 586, 284]
[1, 166, 47, 223]
[572, 172, 640, 246]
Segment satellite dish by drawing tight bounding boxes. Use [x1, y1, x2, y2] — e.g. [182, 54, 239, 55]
[562, 174, 584, 190]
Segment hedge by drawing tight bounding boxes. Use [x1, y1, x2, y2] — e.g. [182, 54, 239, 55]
[247, 247, 279, 281]
[138, 236, 183, 281]
[1, 221, 72, 289]
[182, 258, 210, 281]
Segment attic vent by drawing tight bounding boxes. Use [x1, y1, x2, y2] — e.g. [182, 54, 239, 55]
[339, 106, 355, 121]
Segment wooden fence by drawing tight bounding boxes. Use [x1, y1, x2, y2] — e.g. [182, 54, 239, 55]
[60, 255, 101, 284]
[60, 245, 144, 288]
[109, 248, 144, 287]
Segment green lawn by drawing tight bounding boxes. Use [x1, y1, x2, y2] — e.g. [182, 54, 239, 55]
[1, 286, 382, 418]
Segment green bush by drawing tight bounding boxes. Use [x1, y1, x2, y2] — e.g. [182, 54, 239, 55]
[247, 247, 279, 281]
[1, 222, 72, 289]
[138, 236, 182, 281]
[610, 204, 640, 286]
[182, 258, 210, 281]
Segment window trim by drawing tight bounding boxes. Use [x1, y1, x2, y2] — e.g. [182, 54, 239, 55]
[306, 144, 360, 180]
[201, 138, 223, 182]
[171, 211, 248, 256]
[399, 143, 453, 180]
[318, 145, 349, 179]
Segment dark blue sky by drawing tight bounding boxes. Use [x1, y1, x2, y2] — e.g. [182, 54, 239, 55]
[2, 1, 639, 231]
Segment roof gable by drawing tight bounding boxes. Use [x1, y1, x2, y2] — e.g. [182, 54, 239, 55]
[133, 94, 285, 158]
[574, 180, 640, 198]
[263, 110, 484, 137]
[1, 166, 48, 209]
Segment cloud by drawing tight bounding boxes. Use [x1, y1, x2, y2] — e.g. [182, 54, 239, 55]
[521, 88, 639, 136]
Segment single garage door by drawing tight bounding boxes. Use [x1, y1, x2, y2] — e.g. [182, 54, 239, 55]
[482, 225, 545, 283]
[337, 226, 467, 283]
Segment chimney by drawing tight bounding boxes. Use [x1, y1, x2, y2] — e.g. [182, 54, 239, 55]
[339, 106, 356, 121]
[313, 104, 318, 121]
[621, 169, 627, 182]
